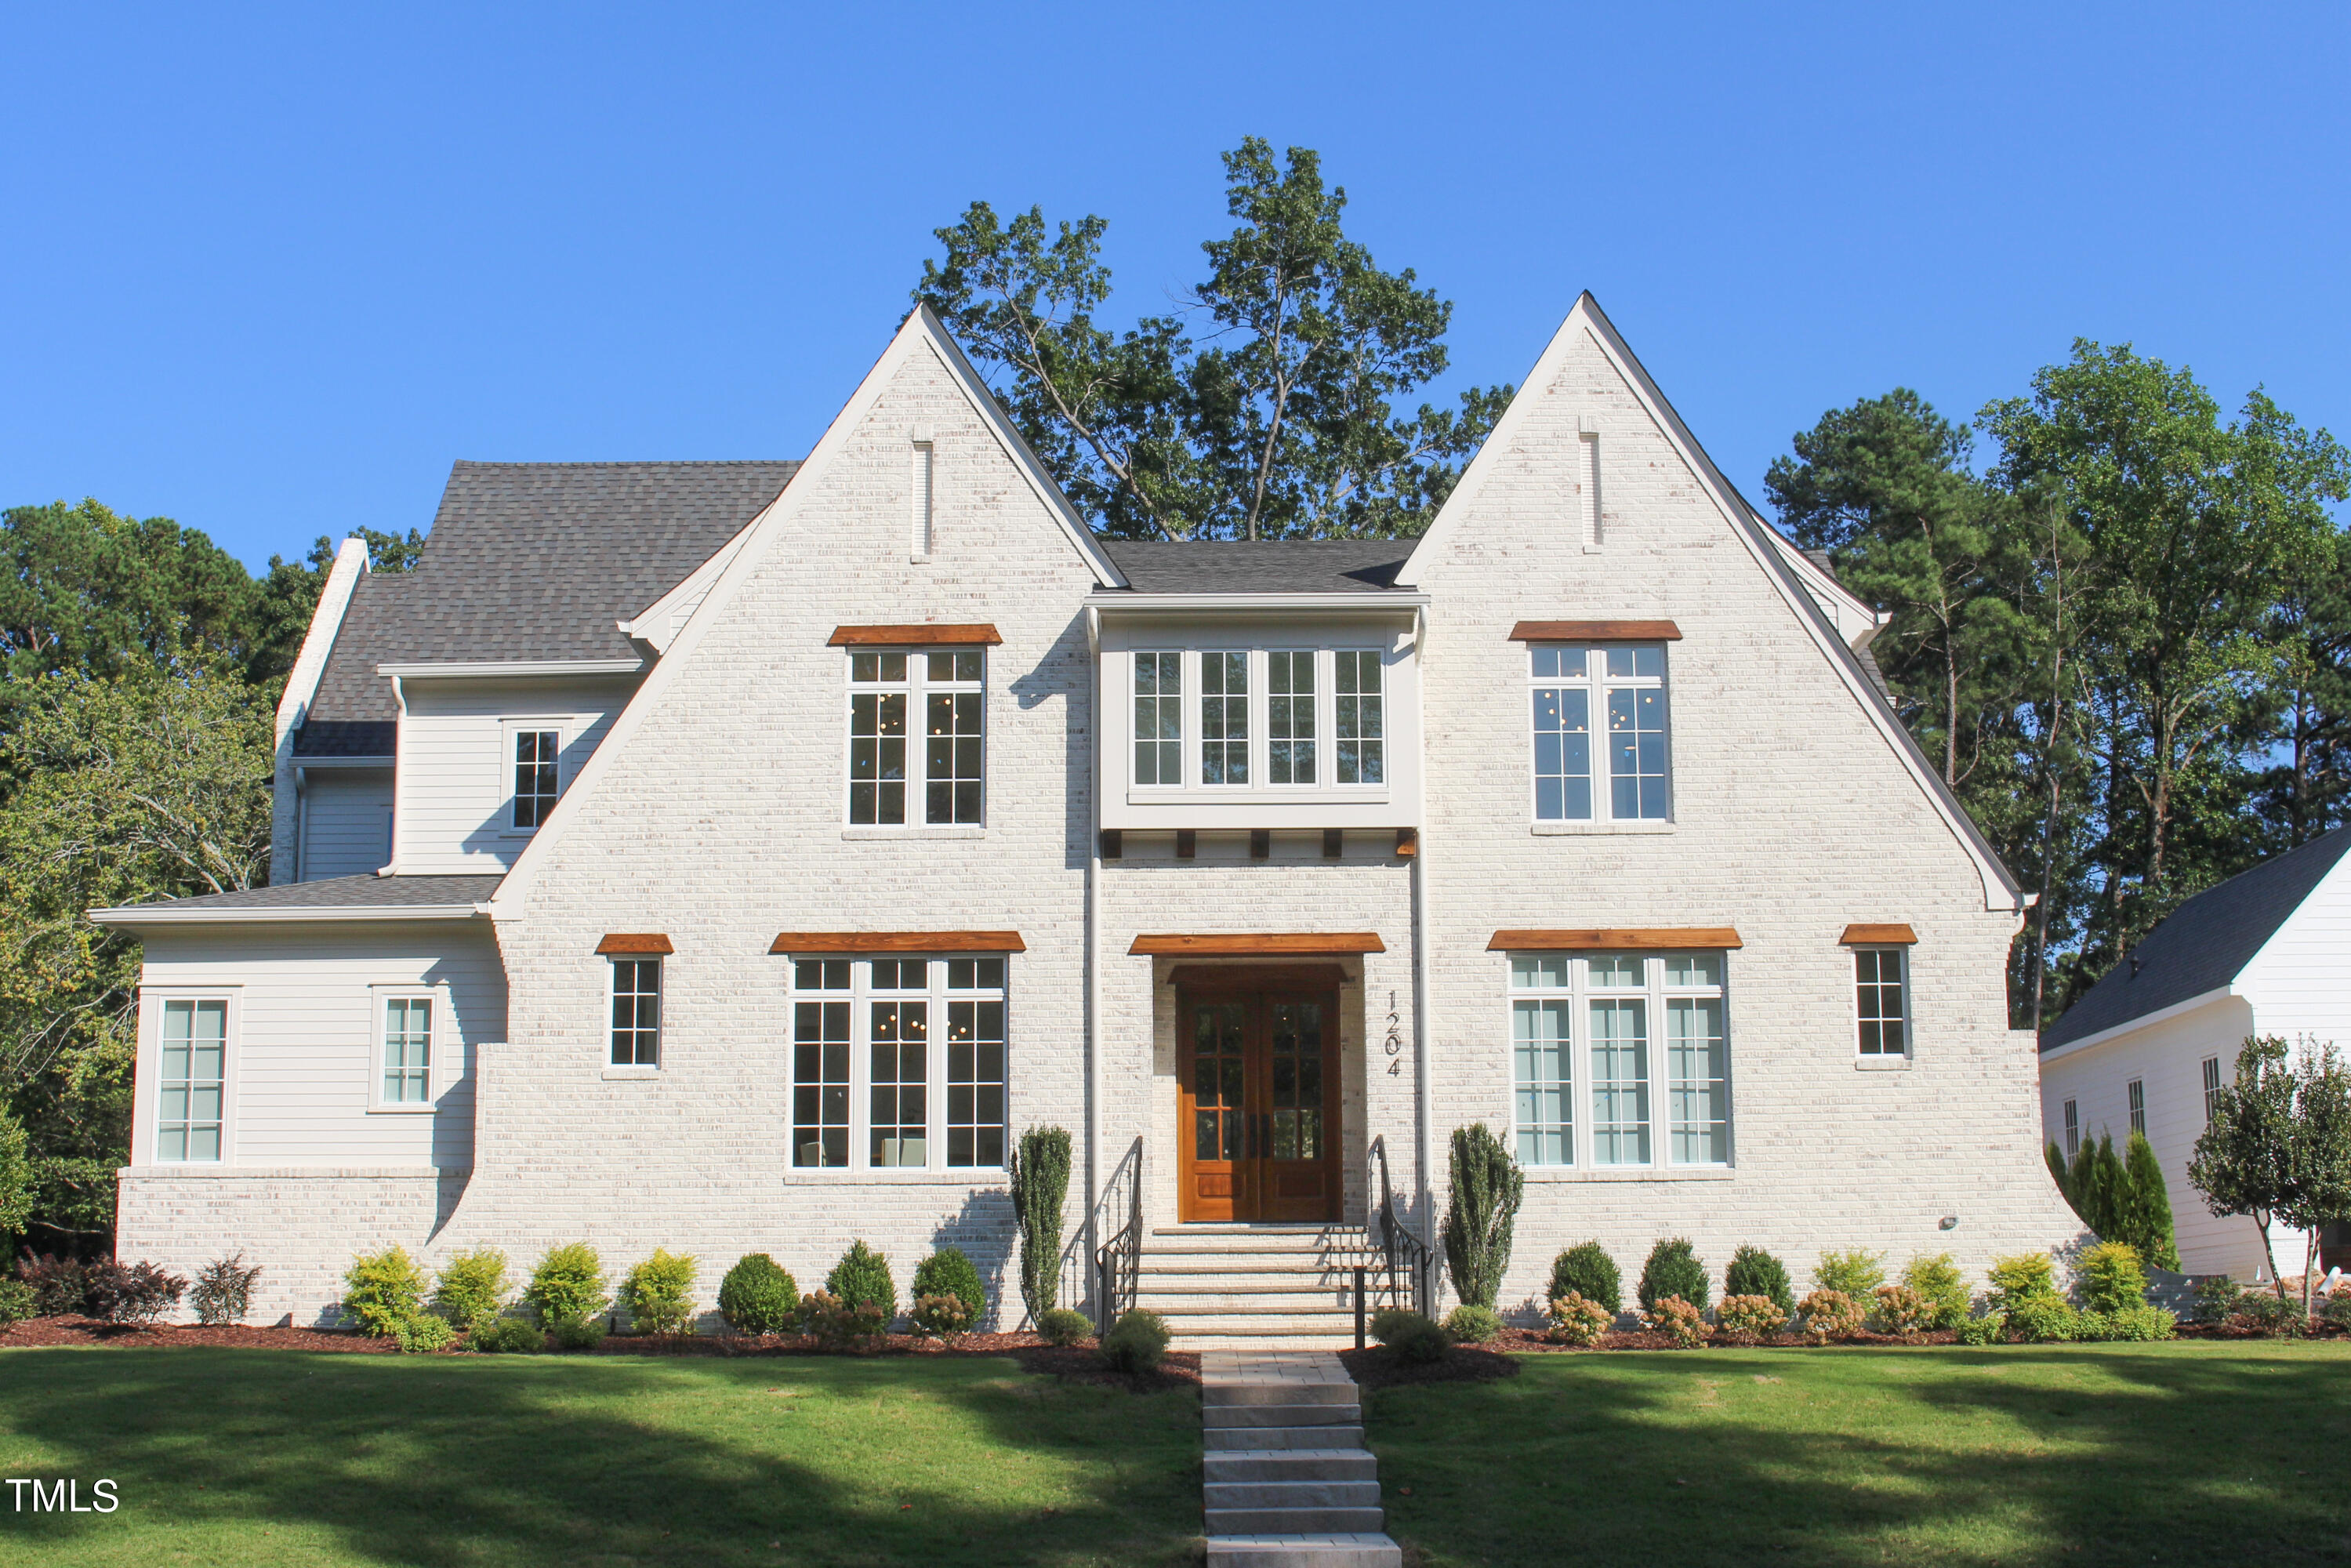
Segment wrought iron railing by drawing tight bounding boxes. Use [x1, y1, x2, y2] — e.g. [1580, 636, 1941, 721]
[1049, 1135, 1143, 1330]
[1366, 1134, 1433, 1316]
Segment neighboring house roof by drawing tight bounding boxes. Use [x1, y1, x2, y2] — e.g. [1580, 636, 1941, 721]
[1098, 540, 1411, 594]
[2041, 826, 2351, 1052]
[90, 873, 505, 925]
[296, 460, 800, 751]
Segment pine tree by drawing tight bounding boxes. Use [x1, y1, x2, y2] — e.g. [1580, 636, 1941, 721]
[2046, 1141, 2074, 1211]
[2068, 1135, 2107, 1234]
[2121, 1131, 2182, 1269]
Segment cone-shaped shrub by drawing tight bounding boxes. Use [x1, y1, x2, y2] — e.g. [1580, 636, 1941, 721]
[911, 1247, 986, 1323]
[1547, 1242, 1621, 1317]
[1441, 1123, 1524, 1309]
[1724, 1246, 1795, 1316]
[1638, 1237, 1710, 1313]
[1010, 1126, 1072, 1320]
[826, 1240, 898, 1325]
[2119, 1131, 2182, 1269]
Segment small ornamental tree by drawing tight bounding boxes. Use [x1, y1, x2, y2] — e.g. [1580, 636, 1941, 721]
[1441, 1123, 1524, 1309]
[1009, 1126, 1072, 1322]
[2280, 1044, 2351, 1314]
[2190, 1036, 2306, 1298]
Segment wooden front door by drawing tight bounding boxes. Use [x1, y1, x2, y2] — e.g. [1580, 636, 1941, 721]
[1176, 970, 1341, 1223]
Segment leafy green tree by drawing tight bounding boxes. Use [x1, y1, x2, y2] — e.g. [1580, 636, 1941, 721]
[0, 500, 259, 687]
[2188, 1036, 2306, 1296]
[2252, 527, 2351, 848]
[917, 139, 1509, 540]
[2277, 1044, 2351, 1315]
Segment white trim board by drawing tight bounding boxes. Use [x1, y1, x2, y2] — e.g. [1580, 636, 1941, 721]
[90, 902, 492, 927]
[376, 659, 647, 679]
[2036, 985, 2241, 1065]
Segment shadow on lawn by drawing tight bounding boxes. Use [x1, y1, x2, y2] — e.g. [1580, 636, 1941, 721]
[0, 1350, 1203, 1568]
[1368, 1345, 2351, 1568]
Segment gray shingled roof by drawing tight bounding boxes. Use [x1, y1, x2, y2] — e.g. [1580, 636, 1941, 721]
[1098, 540, 1411, 594]
[101, 873, 506, 914]
[297, 461, 799, 748]
[2041, 826, 2351, 1051]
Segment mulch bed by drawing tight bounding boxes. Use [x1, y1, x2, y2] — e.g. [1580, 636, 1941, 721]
[0, 1316, 400, 1352]
[1491, 1324, 1963, 1352]
[1342, 1344, 1520, 1388]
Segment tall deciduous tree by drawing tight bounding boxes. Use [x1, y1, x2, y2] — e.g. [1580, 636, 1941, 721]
[916, 139, 1509, 540]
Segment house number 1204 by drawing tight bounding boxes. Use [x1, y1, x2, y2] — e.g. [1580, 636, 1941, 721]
[1384, 991, 1404, 1076]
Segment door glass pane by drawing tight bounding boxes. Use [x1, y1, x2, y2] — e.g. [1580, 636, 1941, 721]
[1269, 1002, 1323, 1160]
[1192, 1002, 1246, 1160]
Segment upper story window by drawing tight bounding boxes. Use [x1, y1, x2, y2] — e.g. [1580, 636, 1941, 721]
[380, 997, 434, 1105]
[2063, 1097, 2079, 1156]
[512, 729, 561, 829]
[2128, 1077, 2146, 1136]
[789, 955, 1007, 1171]
[1130, 648, 1388, 798]
[1529, 644, 1669, 822]
[157, 997, 227, 1162]
[1508, 951, 1729, 1170]
[2201, 1055, 2222, 1124]
[1854, 948, 1908, 1055]
[847, 650, 984, 826]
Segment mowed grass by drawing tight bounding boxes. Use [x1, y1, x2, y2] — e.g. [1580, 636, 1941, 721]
[1367, 1341, 2351, 1567]
[0, 1348, 1203, 1567]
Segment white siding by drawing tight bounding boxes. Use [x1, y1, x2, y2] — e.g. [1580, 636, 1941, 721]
[299, 768, 392, 880]
[2238, 850, 2351, 1049]
[125, 921, 505, 1171]
[394, 676, 636, 873]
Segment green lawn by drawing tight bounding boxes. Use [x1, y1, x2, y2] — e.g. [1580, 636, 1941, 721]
[1367, 1341, 2351, 1566]
[0, 1349, 1203, 1567]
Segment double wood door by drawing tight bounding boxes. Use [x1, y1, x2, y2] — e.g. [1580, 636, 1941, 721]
[1176, 969, 1341, 1223]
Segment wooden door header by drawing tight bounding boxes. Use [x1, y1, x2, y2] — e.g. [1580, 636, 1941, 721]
[1167, 964, 1351, 993]
[1130, 933, 1386, 956]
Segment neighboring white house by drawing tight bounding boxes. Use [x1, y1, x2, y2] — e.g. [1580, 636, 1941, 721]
[2039, 826, 2351, 1282]
[93, 297, 2083, 1334]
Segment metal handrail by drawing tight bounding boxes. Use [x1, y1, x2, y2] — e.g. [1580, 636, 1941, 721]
[1092, 1136, 1145, 1334]
[1367, 1134, 1433, 1316]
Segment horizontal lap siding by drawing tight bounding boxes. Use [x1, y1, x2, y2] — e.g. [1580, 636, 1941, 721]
[397, 677, 635, 873]
[299, 768, 391, 880]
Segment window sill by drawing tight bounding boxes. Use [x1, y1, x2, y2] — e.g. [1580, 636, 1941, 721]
[1854, 1055, 1914, 1072]
[603, 1066, 661, 1080]
[366, 1102, 438, 1115]
[783, 1169, 1010, 1185]
[840, 826, 986, 840]
[1127, 789, 1391, 807]
[1530, 820, 1674, 836]
[1522, 1166, 1736, 1182]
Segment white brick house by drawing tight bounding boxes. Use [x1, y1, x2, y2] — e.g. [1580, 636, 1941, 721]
[96, 298, 2081, 1332]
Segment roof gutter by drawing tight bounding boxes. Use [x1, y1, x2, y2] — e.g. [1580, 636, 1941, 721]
[2037, 984, 2240, 1065]
[90, 902, 495, 928]
[376, 659, 647, 678]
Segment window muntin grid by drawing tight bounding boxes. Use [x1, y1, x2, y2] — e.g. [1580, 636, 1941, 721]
[1128, 648, 1390, 797]
[382, 998, 432, 1103]
[789, 956, 1007, 1171]
[157, 998, 227, 1163]
[849, 649, 983, 826]
[513, 730, 560, 829]
[1200, 652, 1250, 786]
[2063, 1098, 2079, 1156]
[1335, 651, 1383, 786]
[1529, 644, 1669, 822]
[1134, 652, 1182, 786]
[2127, 1078, 2146, 1137]
[1268, 652, 1316, 785]
[1507, 952, 1729, 1170]
[2201, 1055, 2222, 1125]
[1855, 949, 1907, 1055]
[611, 959, 661, 1067]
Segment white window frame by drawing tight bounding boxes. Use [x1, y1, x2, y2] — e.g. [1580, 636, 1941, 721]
[608, 957, 662, 1072]
[2201, 1054, 2222, 1125]
[1505, 950, 1730, 1171]
[843, 648, 986, 829]
[147, 989, 237, 1164]
[1526, 643, 1672, 828]
[1126, 646, 1393, 804]
[785, 954, 1008, 1174]
[1852, 946, 1911, 1058]
[368, 983, 447, 1112]
[2063, 1098, 2079, 1156]
[499, 720, 568, 838]
[2127, 1077, 2146, 1137]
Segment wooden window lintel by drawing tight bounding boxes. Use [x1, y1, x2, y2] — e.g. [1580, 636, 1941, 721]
[1840, 923, 1918, 946]
[596, 933, 674, 956]
[829, 623, 1002, 647]
[1488, 927, 1742, 951]
[770, 931, 1027, 954]
[1509, 619, 1682, 642]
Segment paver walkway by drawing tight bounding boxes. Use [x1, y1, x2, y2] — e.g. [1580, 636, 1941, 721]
[1200, 1350, 1401, 1568]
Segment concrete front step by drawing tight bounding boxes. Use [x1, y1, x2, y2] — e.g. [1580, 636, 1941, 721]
[1206, 1506, 1387, 1534]
[1141, 1288, 1360, 1309]
[1205, 1403, 1363, 1429]
[1205, 1449, 1380, 1483]
[1206, 1480, 1384, 1510]
[1206, 1382, 1360, 1407]
[1206, 1534, 1402, 1568]
[1206, 1425, 1370, 1450]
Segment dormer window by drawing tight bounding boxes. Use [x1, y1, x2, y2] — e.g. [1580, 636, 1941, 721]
[1127, 647, 1391, 800]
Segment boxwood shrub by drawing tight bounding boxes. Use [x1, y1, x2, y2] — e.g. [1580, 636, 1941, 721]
[1638, 1238, 1709, 1313]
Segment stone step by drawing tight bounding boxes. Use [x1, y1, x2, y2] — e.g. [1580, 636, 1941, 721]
[1205, 1403, 1362, 1431]
[1205, 1425, 1367, 1451]
[1204, 1449, 1380, 1483]
[1145, 1290, 1363, 1313]
[1204, 1381, 1361, 1408]
[1205, 1506, 1387, 1535]
[1206, 1480, 1384, 1510]
[1205, 1534, 1402, 1568]
[1181, 1334, 1366, 1352]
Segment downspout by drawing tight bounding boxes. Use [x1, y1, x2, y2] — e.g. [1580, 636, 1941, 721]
[1083, 604, 1103, 1315]
[292, 766, 307, 884]
[1409, 607, 1437, 1285]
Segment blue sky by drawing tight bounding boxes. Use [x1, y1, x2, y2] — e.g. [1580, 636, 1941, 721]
[5, 2, 2346, 572]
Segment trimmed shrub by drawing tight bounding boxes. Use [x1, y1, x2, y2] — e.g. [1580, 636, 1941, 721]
[1638, 1238, 1710, 1313]
[799, 1290, 887, 1349]
[343, 1247, 429, 1338]
[190, 1253, 263, 1326]
[84, 1261, 187, 1326]
[1371, 1308, 1450, 1364]
[621, 1249, 699, 1335]
[2088, 1304, 2177, 1341]
[523, 1243, 609, 1328]
[432, 1249, 510, 1332]
[825, 1240, 898, 1327]
[1010, 1126, 1072, 1320]
[549, 1314, 607, 1352]
[1797, 1290, 1865, 1345]
[1955, 1312, 2004, 1346]
[1985, 1253, 2060, 1312]
[1812, 1249, 1886, 1297]
[2190, 1275, 2244, 1323]
[1547, 1243, 1622, 1318]
[0, 1277, 35, 1326]
[1642, 1295, 1706, 1348]
[1547, 1291, 1612, 1347]
[910, 1247, 986, 1323]
[2228, 1292, 2306, 1338]
[2323, 1288, 2351, 1330]
[2074, 1241, 2148, 1316]
[16, 1254, 91, 1316]
[1901, 1254, 1969, 1330]
[1871, 1284, 1933, 1342]
[468, 1316, 546, 1353]
[1715, 1294, 1789, 1345]
[1099, 1308, 1170, 1373]
[1036, 1307, 1093, 1346]
[908, 1293, 974, 1345]
[1443, 1304, 1503, 1344]
[2003, 1298, 2080, 1343]
[392, 1313, 454, 1353]
[1724, 1247, 1796, 1316]
[1441, 1123, 1524, 1308]
[717, 1254, 800, 1336]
